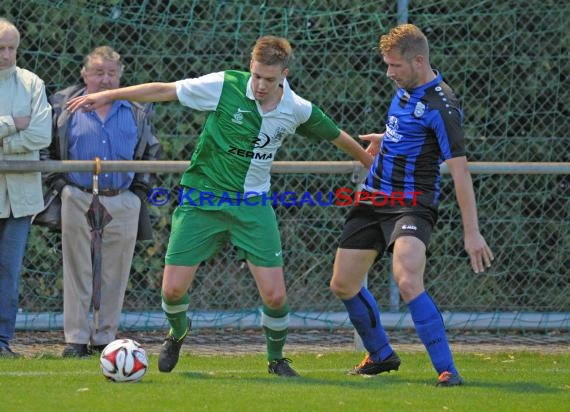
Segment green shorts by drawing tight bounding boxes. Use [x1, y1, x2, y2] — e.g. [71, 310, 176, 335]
[165, 200, 283, 267]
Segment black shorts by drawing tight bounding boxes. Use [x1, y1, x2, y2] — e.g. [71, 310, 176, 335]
[338, 203, 437, 256]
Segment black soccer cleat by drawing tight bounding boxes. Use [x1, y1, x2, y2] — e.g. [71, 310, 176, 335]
[348, 351, 401, 375]
[158, 319, 191, 373]
[268, 358, 300, 377]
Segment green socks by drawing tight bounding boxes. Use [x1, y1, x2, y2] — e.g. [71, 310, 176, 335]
[261, 303, 290, 361]
[161, 292, 190, 340]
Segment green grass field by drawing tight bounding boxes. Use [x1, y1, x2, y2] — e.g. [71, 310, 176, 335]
[1, 351, 568, 411]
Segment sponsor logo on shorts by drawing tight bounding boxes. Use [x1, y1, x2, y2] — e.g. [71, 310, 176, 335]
[401, 224, 417, 231]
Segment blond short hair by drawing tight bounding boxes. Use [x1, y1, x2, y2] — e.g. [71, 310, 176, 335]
[379, 24, 429, 60]
[251, 36, 292, 68]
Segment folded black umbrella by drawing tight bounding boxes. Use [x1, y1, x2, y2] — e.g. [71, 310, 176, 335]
[85, 157, 112, 331]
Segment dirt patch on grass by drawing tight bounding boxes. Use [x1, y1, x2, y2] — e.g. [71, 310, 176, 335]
[9, 329, 569, 358]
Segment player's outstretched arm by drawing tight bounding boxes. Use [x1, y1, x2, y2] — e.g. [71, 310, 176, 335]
[66, 82, 178, 113]
[359, 132, 384, 157]
[331, 130, 374, 169]
[446, 156, 494, 273]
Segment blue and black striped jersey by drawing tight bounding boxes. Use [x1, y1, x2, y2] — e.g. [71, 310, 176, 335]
[362, 71, 465, 207]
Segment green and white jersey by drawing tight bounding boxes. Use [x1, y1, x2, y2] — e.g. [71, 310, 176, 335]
[175, 70, 340, 198]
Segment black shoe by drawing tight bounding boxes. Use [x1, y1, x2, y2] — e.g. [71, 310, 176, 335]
[158, 319, 191, 373]
[90, 344, 108, 353]
[268, 358, 300, 377]
[348, 352, 401, 375]
[62, 343, 91, 358]
[0, 346, 20, 358]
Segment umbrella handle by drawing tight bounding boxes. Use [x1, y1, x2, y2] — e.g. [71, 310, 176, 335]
[92, 157, 102, 194]
[94, 156, 102, 175]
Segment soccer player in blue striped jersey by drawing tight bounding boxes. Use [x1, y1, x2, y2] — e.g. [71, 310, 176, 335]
[330, 24, 494, 386]
[67, 36, 373, 377]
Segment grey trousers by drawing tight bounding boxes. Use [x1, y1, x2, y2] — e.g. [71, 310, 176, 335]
[61, 185, 140, 345]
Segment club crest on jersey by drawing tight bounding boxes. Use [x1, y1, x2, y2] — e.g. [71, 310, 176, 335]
[413, 102, 426, 118]
[232, 112, 244, 124]
[273, 127, 288, 143]
[232, 108, 252, 125]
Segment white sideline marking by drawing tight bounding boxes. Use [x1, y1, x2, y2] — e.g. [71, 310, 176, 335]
[0, 371, 100, 377]
[0, 368, 348, 377]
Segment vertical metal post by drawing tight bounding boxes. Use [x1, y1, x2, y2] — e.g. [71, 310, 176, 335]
[354, 0, 409, 351]
[388, 260, 400, 311]
[351, 166, 368, 350]
[397, 0, 409, 24]
[388, 0, 410, 313]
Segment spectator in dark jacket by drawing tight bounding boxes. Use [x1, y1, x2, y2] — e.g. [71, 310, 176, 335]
[42, 46, 159, 357]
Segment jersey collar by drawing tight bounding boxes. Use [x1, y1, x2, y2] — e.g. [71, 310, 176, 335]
[408, 70, 442, 94]
[246, 76, 294, 114]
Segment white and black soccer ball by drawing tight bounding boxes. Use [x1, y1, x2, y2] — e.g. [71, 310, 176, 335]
[100, 338, 148, 382]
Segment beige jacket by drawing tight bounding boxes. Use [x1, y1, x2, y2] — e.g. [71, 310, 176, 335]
[0, 66, 52, 218]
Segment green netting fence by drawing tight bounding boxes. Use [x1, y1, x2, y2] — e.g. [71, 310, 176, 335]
[2, 0, 569, 332]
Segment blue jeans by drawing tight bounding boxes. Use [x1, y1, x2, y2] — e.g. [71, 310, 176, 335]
[0, 215, 31, 348]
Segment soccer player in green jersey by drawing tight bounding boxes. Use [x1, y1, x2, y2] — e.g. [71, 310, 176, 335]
[67, 35, 373, 377]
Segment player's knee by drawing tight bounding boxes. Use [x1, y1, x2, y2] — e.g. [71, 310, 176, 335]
[329, 278, 343, 296]
[330, 277, 357, 300]
[395, 277, 422, 302]
[161, 285, 187, 302]
[262, 290, 287, 309]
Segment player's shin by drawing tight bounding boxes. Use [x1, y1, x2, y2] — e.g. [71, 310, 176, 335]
[408, 291, 458, 375]
[342, 286, 394, 361]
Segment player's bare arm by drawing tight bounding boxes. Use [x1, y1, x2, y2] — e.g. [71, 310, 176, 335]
[66, 82, 178, 112]
[331, 130, 374, 169]
[446, 156, 494, 273]
[358, 132, 384, 157]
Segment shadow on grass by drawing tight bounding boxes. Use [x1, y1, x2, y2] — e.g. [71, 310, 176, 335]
[178, 371, 564, 394]
[179, 370, 410, 389]
[387, 376, 563, 394]
[454, 379, 563, 394]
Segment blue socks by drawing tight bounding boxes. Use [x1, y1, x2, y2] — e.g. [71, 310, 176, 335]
[342, 287, 458, 374]
[408, 291, 457, 374]
[342, 287, 394, 361]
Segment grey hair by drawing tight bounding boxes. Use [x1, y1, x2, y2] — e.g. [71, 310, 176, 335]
[0, 18, 20, 46]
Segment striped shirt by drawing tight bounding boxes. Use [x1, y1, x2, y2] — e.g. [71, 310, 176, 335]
[363, 71, 466, 207]
[176, 70, 340, 199]
[67, 100, 138, 190]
